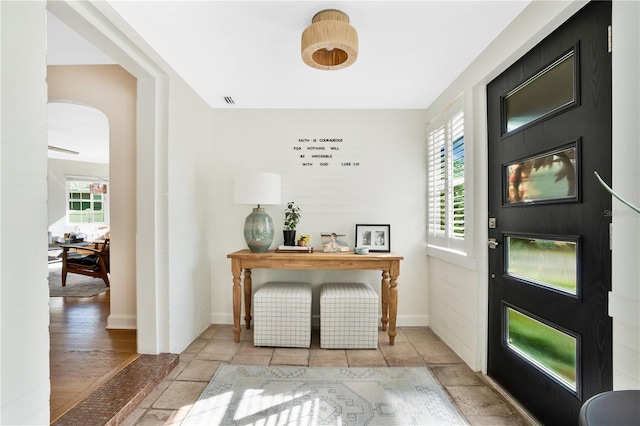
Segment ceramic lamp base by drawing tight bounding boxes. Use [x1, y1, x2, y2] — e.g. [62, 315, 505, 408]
[244, 207, 274, 252]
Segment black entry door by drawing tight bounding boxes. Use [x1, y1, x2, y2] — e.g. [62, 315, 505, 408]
[487, 2, 612, 425]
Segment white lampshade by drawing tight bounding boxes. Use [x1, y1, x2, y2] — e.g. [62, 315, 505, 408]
[233, 172, 281, 205]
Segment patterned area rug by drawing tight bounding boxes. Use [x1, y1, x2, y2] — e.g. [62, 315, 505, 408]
[183, 365, 468, 425]
[48, 263, 109, 297]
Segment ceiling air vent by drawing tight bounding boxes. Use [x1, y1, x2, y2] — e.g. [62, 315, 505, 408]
[223, 96, 235, 105]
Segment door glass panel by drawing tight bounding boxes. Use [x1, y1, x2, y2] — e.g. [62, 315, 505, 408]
[505, 306, 577, 391]
[504, 50, 576, 133]
[506, 236, 578, 295]
[505, 144, 578, 204]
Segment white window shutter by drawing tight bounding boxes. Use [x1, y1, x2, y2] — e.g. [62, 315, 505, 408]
[427, 97, 465, 253]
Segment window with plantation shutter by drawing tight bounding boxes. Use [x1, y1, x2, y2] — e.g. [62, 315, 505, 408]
[427, 99, 465, 253]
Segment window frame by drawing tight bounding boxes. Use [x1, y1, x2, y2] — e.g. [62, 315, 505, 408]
[427, 96, 467, 255]
[65, 175, 109, 225]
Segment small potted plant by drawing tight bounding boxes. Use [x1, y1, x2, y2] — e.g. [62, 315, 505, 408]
[283, 201, 301, 246]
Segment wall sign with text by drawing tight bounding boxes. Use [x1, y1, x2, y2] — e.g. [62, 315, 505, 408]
[280, 138, 361, 214]
[283, 138, 361, 169]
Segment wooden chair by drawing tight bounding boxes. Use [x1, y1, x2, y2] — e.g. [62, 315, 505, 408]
[61, 238, 110, 287]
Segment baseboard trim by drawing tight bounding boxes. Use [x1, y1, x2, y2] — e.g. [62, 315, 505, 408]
[107, 314, 137, 329]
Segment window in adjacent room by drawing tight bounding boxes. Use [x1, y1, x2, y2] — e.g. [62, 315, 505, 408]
[427, 96, 465, 253]
[66, 176, 109, 224]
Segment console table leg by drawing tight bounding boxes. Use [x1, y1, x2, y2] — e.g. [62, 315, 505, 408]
[243, 269, 252, 330]
[381, 271, 390, 331]
[388, 273, 398, 345]
[231, 260, 242, 343]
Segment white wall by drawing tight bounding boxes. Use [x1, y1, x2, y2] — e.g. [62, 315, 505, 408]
[0, 1, 50, 424]
[210, 109, 429, 327]
[167, 77, 214, 353]
[611, 0, 640, 390]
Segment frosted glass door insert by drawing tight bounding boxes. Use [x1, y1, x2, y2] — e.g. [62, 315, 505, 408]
[506, 306, 578, 391]
[506, 235, 578, 296]
[505, 144, 578, 204]
[503, 49, 577, 134]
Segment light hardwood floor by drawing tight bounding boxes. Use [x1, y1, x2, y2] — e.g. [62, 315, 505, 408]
[49, 289, 137, 423]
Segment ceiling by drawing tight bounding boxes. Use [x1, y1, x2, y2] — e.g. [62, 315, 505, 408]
[47, 102, 110, 164]
[46, 1, 531, 161]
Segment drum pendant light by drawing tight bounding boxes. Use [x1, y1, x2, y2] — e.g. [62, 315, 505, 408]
[301, 9, 358, 70]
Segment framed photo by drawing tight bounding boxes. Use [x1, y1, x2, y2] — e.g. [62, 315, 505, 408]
[355, 224, 390, 252]
[320, 232, 350, 252]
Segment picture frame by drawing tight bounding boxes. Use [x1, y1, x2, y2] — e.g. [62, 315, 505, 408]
[320, 232, 350, 252]
[355, 224, 390, 252]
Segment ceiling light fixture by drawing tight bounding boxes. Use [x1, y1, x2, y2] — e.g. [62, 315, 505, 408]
[301, 9, 358, 71]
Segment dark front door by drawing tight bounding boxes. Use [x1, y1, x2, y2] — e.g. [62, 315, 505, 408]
[487, 2, 612, 425]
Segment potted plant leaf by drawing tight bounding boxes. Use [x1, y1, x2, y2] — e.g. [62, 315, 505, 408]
[283, 201, 301, 246]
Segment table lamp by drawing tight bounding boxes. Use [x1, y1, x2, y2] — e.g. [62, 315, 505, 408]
[234, 172, 281, 252]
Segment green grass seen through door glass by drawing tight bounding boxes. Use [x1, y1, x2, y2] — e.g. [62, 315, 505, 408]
[507, 307, 576, 390]
[507, 237, 577, 294]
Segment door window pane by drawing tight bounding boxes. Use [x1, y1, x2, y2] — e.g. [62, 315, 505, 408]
[506, 235, 578, 295]
[505, 145, 578, 204]
[505, 306, 577, 391]
[504, 50, 576, 133]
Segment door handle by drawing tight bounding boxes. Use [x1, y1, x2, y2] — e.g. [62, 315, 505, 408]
[488, 238, 500, 249]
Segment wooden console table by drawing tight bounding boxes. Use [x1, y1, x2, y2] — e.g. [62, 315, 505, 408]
[227, 249, 404, 345]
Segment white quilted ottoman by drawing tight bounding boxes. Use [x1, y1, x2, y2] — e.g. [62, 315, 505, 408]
[320, 282, 379, 349]
[253, 281, 312, 348]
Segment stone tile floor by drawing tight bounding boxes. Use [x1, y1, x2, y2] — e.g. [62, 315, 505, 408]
[122, 325, 535, 425]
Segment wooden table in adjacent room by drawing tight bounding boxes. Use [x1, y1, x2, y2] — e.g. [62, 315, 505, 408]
[226, 249, 404, 345]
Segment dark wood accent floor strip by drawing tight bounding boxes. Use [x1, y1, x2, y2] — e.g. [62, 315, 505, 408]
[52, 353, 179, 426]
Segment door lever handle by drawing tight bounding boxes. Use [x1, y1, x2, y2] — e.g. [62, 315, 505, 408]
[488, 238, 500, 249]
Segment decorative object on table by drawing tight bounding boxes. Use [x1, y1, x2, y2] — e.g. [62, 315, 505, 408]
[355, 224, 391, 252]
[69, 232, 86, 243]
[321, 232, 349, 252]
[276, 244, 314, 253]
[282, 201, 301, 246]
[183, 365, 467, 426]
[355, 247, 369, 255]
[234, 172, 281, 253]
[297, 234, 310, 246]
[301, 9, 358, 71]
